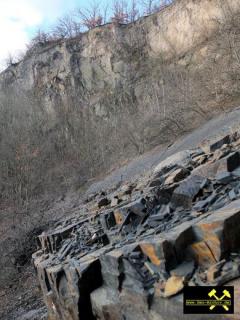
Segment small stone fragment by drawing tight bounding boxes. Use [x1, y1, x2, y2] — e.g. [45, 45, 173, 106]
[98, 197, 111, 208]
[148, 178, 164, 188]
[170, 260, 195, 279]
[153, 150, 193, 174]
[164, 275, 184, 297]
[206, 263, 222, 283]
[216, 171, 232, 184]
[200, 134, 231, 153]
[171, 175, 207, 209]
[164, 167, 189, 185]
[140, 239, 176, 269]
[229, 189, 237, 201]
[111, 197, 119, 207]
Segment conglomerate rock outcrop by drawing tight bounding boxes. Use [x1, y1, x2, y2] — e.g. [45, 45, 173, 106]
[33, 131, 240, 319]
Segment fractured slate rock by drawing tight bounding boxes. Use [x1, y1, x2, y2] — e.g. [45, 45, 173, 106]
[33, 130, 240, 319]
[164, 167, 190, 185]
[200, 134, 231, 153]
[171, 175, 208, 209]
[98, 197, 111, 208]
[153, 150, 193, 175]
[216, 171, 232, 184]
[190, 199, 240, 268]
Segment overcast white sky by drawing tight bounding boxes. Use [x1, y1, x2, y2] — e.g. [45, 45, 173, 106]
[0, 0, 78, 70]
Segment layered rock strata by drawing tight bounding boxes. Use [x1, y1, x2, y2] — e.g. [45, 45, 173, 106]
[34, 131, 240, 319]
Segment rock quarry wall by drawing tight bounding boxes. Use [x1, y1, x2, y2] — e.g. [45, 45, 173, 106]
[1, 0, 240, 293]
[1, 0, 240, 177]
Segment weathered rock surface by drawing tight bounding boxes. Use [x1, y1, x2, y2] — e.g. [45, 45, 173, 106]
[33, 130, 240, 319]
[1, 0, 240, 196]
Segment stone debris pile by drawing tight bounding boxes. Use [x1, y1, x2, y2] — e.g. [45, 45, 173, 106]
[33, 130, 240, 320]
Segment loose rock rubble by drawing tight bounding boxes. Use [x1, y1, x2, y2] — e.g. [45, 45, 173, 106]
[33, 131, 240, 320]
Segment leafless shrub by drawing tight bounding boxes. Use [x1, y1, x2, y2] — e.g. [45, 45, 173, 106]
[5, 54, 17, 67]
[141, 0, 173, 15]
[52, 14, 81, 39]
[111, 0, 129, 24]
[77, 1, 103, 30]
[141, 0, 156, 15]
[128, 0, 140, 22]
[102, 4, 110, 24]
[26, 29, 51, 53]
[4, 49, 27, 69]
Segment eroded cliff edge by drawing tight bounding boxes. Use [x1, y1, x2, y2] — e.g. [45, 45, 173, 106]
[1, 0, 240, 178]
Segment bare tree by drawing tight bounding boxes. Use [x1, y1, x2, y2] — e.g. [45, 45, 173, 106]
[102, 4, 110, 24]
[52, 14, 81, 39]
[141, 0, 173, 15]
[128, 0, 139, 23]
[77, 1, 103, 30]
[27, 29, 50, 52]
[141, 0, 155, 15]
[5, 53, 16, 67]
[111, 0, 129, 24]
[158, 0, 173, 10]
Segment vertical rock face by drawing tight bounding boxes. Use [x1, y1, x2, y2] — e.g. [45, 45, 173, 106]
[34, 130, 240, 319]
[1, 0, 240, 180]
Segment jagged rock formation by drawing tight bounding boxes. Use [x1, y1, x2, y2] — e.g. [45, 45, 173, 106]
[33, 131, 240, 320]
